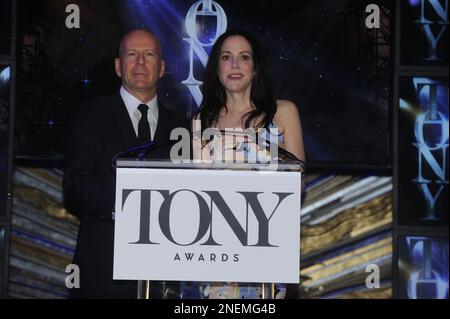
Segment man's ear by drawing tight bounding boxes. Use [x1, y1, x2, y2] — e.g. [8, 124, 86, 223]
[114, 58, 122, 78]
[159, 60, 166, 78]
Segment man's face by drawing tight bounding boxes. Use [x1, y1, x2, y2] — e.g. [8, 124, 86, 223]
[115, 30, 165, 99]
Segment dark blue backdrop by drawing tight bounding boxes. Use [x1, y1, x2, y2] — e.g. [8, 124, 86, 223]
[16, 0, 392, 167]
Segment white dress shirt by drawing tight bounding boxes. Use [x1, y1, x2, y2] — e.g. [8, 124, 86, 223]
[120, 86, 159, 140]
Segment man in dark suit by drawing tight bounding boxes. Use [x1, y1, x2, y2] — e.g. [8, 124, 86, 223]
[63, 28, 187, 298]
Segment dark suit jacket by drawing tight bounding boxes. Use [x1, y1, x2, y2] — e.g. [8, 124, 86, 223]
[63, 93, 188, 298]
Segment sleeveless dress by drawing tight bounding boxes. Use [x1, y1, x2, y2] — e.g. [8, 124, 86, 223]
[181, 123, 287, 299]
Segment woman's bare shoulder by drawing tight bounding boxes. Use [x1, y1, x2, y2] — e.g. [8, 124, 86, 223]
[276, 99, 299, 112]
[275, 100, 301, 122]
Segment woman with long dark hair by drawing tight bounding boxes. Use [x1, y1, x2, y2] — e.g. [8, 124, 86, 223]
[192, 30, 305, 164]
[187, 30, 305, 299]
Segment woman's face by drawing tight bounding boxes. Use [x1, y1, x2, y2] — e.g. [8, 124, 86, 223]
[218, 35, 255, 94]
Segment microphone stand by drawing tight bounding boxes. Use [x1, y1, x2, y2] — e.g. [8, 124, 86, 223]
[111, 141, 157, 169]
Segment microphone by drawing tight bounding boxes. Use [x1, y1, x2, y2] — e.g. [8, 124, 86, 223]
[111, 135, 190, 169]
[111, 141, 156, 169]
[216, 129, 306, 170]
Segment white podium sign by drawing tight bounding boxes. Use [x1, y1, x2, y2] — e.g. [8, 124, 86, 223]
[113, 166, 301, 283]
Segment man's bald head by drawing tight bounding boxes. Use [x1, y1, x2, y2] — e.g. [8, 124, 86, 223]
[117, 28, 163, 59]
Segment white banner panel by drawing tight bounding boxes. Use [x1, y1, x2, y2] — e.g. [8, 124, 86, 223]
[114, 168, 301, 283]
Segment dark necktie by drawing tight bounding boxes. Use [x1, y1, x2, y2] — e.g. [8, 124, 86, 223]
[137, 104, 151, 144]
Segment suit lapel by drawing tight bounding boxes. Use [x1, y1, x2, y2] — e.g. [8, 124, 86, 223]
[111, 93, 138, 146]
[153, 100, 171, 143]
